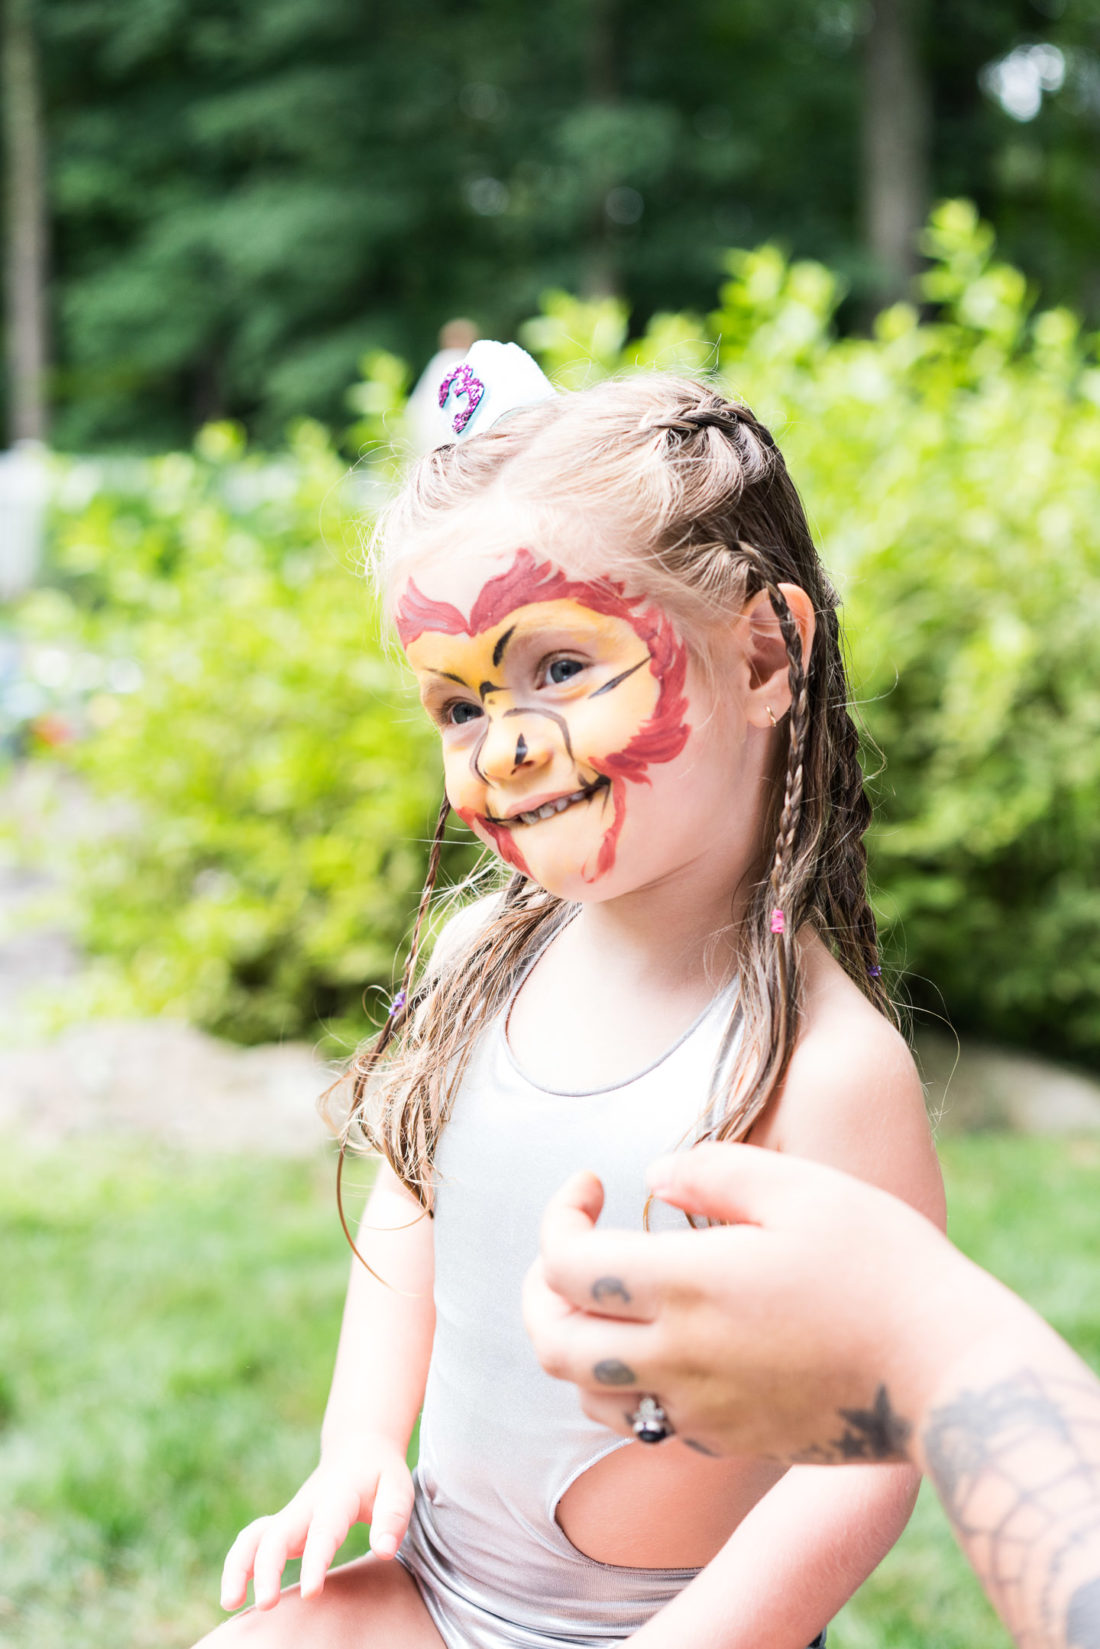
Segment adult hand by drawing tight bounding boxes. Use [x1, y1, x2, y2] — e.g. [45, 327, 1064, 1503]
[523, 1144, 1010, 1463]
[219, 1432, 413, 1611]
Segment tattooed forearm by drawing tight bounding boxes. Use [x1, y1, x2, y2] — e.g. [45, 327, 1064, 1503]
[593, 1358, 638, 1386]
[922, 1367, 1100, 1649]
[591, 1276, 632, 1307]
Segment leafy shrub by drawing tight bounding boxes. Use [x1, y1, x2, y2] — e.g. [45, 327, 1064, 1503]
[20, 421, 476, 1049]
[19, 203, 1100, 1063]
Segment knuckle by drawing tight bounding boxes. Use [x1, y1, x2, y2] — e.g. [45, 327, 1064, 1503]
[538, 1342, 569, 1380]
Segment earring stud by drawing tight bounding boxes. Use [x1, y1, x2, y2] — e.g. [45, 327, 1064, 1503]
[766, 705, 778, 727]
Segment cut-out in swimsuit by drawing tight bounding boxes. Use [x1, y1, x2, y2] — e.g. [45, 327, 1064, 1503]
[395, 973, 827, 1649]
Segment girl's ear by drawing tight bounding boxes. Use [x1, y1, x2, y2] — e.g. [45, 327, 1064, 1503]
[739, 584, 816, 728]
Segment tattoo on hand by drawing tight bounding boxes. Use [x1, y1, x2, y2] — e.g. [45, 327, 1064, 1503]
[593, 1358, 638, 1386]
[592, 1276, 632, 1306]
[830, 1384, 913, 1462]
[923, 1367, 1100, 1649]
[683, 1437, 719, 1457]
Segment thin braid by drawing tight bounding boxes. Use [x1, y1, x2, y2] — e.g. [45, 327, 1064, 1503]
[762, 575, 813, 1097]
[691, 544, 819, 1145]
[764, 587, 811, 914]
[335, 790, 451, 1277]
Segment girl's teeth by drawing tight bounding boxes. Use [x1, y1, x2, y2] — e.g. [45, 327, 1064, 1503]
[506, 779, 606, 826]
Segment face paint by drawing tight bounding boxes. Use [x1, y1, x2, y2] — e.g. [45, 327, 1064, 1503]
[397, 549, 689, 891]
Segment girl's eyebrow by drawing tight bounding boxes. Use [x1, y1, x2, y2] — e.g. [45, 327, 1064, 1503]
[492, 625, 516, 667]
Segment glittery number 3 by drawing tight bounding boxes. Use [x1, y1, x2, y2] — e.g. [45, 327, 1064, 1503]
[439, 363, 486, 436]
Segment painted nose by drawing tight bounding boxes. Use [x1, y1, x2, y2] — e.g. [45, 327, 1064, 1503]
[478, 710, 557, 782]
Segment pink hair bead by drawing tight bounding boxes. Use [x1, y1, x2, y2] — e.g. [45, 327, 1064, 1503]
[770, 908, 786, 935]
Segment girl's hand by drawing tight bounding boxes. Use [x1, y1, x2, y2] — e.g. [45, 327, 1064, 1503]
[219, 1433, 414, 1612]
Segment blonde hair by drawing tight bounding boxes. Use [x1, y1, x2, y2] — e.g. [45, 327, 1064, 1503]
[330, 373, 893, 1215]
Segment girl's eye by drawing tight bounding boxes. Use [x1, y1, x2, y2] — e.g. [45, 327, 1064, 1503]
[447, 701, 483, 727]
[545, 658, 585, 685]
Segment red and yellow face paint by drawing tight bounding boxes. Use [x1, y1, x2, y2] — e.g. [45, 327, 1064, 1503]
[396, 549, 690, 893]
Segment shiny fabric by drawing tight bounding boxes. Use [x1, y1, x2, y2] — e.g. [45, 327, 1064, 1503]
[397, 981, 756, 1647]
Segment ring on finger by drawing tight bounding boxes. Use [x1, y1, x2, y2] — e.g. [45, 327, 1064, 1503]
[630, 1393, 674, 1444]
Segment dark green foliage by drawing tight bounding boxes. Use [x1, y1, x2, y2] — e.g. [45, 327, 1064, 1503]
[26, 0, 1100, 448]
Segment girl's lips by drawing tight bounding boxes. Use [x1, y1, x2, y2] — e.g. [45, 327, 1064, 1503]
[486, 774, 610, 829]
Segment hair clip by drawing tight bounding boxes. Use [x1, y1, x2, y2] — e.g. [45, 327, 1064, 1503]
[868, 964, 882, 979]
[770, 908, 786, 935]
[437, 340, 557, 442]
[388, 988, 408, 1018]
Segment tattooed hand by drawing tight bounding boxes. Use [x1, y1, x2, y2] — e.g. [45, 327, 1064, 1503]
[522, 1146, 1100, 1649]
[523, 1146, 982, 1463]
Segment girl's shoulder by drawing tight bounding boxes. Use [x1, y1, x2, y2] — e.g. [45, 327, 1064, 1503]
[425, 890, 506, 978]
[750, 932, 945, 1226]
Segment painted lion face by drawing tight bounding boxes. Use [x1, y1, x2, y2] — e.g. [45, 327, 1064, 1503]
[398, 549, 690, 894]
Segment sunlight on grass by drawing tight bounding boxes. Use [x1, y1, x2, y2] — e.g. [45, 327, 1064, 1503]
[1, 1134, 1097, 1647]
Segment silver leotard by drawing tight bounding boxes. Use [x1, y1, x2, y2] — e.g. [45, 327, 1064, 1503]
[396, 981, 743, 1648]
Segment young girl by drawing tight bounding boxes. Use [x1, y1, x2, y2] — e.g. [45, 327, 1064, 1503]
[201, 355, 945, 1649]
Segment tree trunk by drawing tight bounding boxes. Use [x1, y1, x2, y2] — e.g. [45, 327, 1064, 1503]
[862, 0, 929, 307]
[2, 0, 49, 443]
[582, 0, 620, 301]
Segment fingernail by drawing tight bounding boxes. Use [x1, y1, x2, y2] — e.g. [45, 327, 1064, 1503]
[646, 1155, 675, 1193]
[372, 1533, 397, 1557]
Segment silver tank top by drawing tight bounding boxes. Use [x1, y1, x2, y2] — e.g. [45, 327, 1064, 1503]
[397, 969, 739, 1648]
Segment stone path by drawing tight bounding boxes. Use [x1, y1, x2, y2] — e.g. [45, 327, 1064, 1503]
[1, 765, 1098, 1154]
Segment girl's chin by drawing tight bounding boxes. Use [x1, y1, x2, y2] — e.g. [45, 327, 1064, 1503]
[482, 830, 613, 897]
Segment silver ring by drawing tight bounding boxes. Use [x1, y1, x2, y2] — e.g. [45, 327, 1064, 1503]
[630, 1394, 674, 1444]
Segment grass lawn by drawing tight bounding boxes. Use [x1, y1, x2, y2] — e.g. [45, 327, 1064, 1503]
[1, 1132, 1098, 1648]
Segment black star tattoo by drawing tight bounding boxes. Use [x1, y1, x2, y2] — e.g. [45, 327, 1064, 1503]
[830, 1384, 913, 1461]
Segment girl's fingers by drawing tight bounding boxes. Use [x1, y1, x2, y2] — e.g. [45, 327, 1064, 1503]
[369, 1466, 415, 1559]
[299, 1499, 356, 1600]
[251, 1507, 309, 1611]
[220, 1518, 269, 1611]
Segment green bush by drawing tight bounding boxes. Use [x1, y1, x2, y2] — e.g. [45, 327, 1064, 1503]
[19, 421, 476, 1049]
[17, 202, 1100, 1061]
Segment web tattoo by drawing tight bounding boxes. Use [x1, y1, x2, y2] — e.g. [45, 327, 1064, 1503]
[922, 1368, 1100, 1649]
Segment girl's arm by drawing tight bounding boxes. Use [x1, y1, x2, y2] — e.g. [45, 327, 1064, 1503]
[220, 1160, 435, 1612]
[627, 1460, 918, 1648]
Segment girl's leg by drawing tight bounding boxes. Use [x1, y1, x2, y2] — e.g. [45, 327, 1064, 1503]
[192, 1554, 446, 1649]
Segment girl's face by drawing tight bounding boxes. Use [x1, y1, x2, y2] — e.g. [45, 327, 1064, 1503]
[396, 544, 756, 903]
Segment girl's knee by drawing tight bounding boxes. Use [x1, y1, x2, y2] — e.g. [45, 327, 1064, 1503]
[192, 1558, 440, 1649]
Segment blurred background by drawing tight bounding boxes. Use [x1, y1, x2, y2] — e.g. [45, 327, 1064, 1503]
[1, 4, 1099, 1647]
